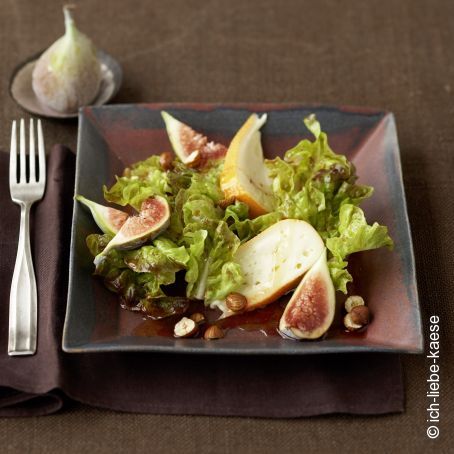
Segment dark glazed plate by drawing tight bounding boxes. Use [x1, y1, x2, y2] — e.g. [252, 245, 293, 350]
[63, 103, 423, 354]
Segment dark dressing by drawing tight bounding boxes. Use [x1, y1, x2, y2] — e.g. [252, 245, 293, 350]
[122, 254, 369, 340]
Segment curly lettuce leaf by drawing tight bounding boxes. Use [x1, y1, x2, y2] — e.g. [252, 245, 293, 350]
[86, 234, 145, 303]
[266, 115, 373, 238]
[87, 114, 394, 303]
[86, 234, 189, 302]
[326, 205, 393, 292]
[91, 155, 242, 303]
[266, 115, 392, 292]
[327, 256, 352, 294]
[103, 156, 171, 210]
[167, 162, 223, 238]
[180, 201, 219, 300]
[153, 237, 190, 265]
[223, 201, 282, 242]
[86, 233, 112, 256]
[183, 229, 209, 299]
[187, 164, 224, 203]
[124, 243, 187, 274]
[326, 204, 394, 258]
[123, 237, 190, 295]
[104, 269, 146, 304]
[204, 221, 244, 300]
[182, 219, 243, 301]
[174, 163, 241, 300]
[166, 161, 194, 193]
[86, 233, 125, 272]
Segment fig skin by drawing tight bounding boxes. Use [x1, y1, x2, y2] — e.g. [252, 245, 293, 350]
[279, 249, 336, 340]
[32, 6, 101, 113]
[96, 196, 170, 259]
[161, 111, 227, 167]
[75, 195, 128, 235]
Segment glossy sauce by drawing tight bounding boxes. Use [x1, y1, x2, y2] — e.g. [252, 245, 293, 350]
[131, 299, 286, 338]
[219, 300, 285, 336]
[129, 299, 368, 340]
[127, 254, 369, 340]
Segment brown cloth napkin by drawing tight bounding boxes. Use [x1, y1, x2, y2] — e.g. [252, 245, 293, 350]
[0, 145, 405, 417]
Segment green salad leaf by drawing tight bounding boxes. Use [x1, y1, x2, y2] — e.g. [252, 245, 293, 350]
[124, 240, 188, 277]
[86, 233, 145, 304]
[87, 233, 189, 302]
[183, 229, 209, 299]
[326, 204, 394, 259]
[266, 115, 393, 292]
[266, 114, 373, 239]
[178, 170, 244, 300]
[89, 158, 245, 305]
[326, 256, 352, 295]
[103, 156, 171, 210]
[325, 204, 393, 291]
[223, 201, 282, 242]
[204, 221, 244, 300]
[84, 113, 394, 305]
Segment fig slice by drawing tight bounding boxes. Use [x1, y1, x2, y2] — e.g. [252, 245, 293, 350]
[279, 249, 335, 340]
[212, 219, 325, 318]
[76, 195, 128, 235]
[161, 111, 227, 167]
[100, 196, 170, 255]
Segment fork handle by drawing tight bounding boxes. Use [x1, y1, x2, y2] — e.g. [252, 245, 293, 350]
[8, 203, 37, 356]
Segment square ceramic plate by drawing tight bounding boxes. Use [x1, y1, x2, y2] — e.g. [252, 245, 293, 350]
[63, 103, 423, 354]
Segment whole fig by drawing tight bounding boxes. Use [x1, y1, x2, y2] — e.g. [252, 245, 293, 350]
[32, 6, 101, 113]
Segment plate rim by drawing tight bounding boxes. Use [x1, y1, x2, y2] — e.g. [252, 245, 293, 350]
[62, 103, 423, 355]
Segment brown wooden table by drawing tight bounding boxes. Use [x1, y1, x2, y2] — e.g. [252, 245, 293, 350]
[1, 1, 452, 452]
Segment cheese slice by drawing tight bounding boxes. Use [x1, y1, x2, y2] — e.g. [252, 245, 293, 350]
[212, 219, 325, 317]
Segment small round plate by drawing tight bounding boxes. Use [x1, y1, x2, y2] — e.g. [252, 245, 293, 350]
[9, 50, 123, 119]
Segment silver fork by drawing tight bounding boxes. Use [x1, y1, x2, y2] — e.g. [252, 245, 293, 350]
[8, 119, 46, 356]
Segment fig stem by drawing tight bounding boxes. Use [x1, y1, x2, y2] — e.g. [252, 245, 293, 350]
[63, 4, 76, 35]
[51, 4, 78, 70]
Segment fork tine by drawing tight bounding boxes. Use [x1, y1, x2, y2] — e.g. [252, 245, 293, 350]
[19, 119, 26, 183]
[29, 119, 36, 182]
[37, 119, 46, 184]
[9, 121, 17, 186]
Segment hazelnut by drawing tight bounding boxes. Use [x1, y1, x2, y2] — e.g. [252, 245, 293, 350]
[345, 295, 365, 313]
[159, 151, 174, 171]
[218, 196, 236, 209]
[225, 292, 247, 312]
[190, 312, 206, 325]
[204, 325, 224, 340]
[174, 317, 198, 338]
[185, 150, 201, 168]
[343, 313, 363, 331]
[350, 305, 370, 326]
